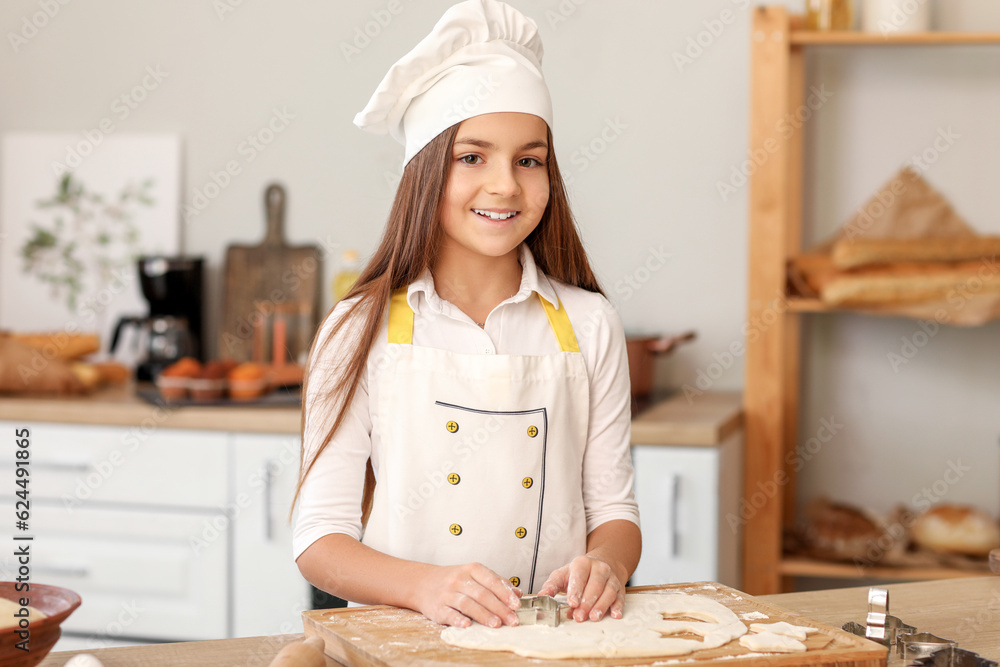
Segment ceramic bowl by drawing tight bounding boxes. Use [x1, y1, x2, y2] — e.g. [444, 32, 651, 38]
[0, 582, 81, 667]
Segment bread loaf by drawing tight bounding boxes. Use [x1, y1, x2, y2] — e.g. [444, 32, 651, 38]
[10, 331, 100, 360]
[832, 237, 1000, 270]
[911, 504, 1000, 557]
[820, 261, 1000, 305]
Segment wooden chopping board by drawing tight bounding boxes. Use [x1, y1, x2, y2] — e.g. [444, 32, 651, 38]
[301, 582, 887, 667]
[220, 183, 322, 362]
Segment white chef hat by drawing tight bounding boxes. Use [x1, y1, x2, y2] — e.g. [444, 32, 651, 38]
[354, 0, 553, 167]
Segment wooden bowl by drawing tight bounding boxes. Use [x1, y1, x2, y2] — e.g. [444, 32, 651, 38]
[0, 582, 81, 666]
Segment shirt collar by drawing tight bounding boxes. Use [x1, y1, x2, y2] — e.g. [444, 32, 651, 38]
[407, 244, 561, 314]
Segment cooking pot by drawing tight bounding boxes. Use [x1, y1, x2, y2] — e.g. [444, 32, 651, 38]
[625, 331, 696, 397]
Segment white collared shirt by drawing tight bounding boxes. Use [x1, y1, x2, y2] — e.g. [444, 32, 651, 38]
[293, 246, 639, 560]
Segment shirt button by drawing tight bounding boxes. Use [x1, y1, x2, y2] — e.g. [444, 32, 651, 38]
[450, 524, 463, 536]
[484, 348, 494, 354]
[510, 576, 521, 587]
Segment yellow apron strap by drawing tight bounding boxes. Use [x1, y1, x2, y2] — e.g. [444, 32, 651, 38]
[388, 287, 414, 345]
[539, 294, 580, 353]
[389, 287, 577, 352]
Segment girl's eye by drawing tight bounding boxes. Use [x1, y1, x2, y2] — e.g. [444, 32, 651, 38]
[458, 154, 482, 165]
[518, 157, 544, 168]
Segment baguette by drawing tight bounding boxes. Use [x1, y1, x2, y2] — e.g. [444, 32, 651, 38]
[10, 331, 100, 361]
[822, 260, 1000, 305]
[832, 236, 1000, 270]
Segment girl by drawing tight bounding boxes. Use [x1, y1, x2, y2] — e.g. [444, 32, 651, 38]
[293, 0, 640, 630]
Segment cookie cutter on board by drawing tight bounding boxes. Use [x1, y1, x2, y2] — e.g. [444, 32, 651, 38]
[898, 633, 959, 663]
[516, 595, 571, 627]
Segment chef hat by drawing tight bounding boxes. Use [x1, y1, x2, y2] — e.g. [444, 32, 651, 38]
[354, 0, 553, 167]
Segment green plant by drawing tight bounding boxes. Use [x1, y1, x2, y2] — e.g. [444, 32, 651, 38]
[20, 172, 154, 311]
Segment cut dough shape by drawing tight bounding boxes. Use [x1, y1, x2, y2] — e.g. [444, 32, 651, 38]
[740, 632, 808, 653]
[441, 593, 748, 659]
[749, 621, 817, 641]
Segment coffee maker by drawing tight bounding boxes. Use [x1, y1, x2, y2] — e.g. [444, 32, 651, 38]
[111, 256, 204, 381]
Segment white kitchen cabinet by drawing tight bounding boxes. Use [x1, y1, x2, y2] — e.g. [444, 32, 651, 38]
[628, 393, 743, 588]
[0, 419, 310, 645]
[231, 432, 312, 637]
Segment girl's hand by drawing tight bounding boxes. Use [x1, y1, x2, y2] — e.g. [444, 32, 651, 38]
[537, 555, 625, 623]
[411, 562, 522, 628]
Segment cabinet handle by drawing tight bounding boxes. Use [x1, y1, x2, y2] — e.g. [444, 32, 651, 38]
[670, 474, 682, 558]
[264, 459, 279, 542]
[26, 461, 91, 472]
[35, 564, 89, 578]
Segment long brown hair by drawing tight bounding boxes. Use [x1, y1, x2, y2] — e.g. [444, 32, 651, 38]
[292, 121, 604, 522]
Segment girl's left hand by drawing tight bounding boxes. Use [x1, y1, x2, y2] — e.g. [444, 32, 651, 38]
[536, 555, 625, 623]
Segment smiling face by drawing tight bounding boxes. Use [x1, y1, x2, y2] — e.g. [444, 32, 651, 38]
[438, 112, 551, 263]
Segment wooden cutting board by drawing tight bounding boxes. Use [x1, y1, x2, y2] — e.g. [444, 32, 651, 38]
[220, 183, 322, 362]
[301, 582, 887, 667]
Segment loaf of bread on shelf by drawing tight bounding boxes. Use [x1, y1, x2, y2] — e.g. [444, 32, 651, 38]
[911, 504, 1000, 557]
[800, 497, 890, 562]
[791, 253, 1000, 305]
[832, 236, 1000, 270]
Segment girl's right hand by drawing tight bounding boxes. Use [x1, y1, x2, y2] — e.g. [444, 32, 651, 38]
[411, 562, 522, 628]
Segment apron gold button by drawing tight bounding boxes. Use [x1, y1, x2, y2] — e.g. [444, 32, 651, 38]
[522, 477, 533, 488]
[509, 576, 520, 587]
[527, 425, 538, 437]
[449, 523, 463, 536]
[514, 526, 527, 539]
[446, 421, 459, 433]
[448, 473, 460, 485]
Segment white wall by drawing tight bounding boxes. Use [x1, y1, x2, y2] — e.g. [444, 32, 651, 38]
[1, 1, 998, 521]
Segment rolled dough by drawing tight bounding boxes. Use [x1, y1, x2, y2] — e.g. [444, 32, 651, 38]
[440, 593, 749, 659]
[739, 632, 808, 653]
[749, 621, 817, 641]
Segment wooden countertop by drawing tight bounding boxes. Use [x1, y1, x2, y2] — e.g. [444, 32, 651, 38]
[41, 577, 998, 666]
[1, 385, 741, 444]
[630, 391, 742, 446]
[0, 382, 301, 434]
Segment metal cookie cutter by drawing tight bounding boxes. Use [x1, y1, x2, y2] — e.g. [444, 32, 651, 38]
[842, 587, 916, 647]
[911, 646, 998, 667]
[898, 633, 959, 662]
[516, 595, 571, 627]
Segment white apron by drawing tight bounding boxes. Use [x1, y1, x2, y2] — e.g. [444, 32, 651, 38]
[362, 288, 590, 593]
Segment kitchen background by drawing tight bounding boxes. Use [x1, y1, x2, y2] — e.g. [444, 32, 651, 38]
[1, 0, 999, 617]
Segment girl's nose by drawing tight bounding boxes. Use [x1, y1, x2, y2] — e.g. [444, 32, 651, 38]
[486, 164, 521, 197]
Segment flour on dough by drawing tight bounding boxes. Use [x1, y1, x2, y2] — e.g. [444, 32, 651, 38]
[740, 611, 769, 621]
[440, 593, 748, 660]
[748, 621, 817, 641]
[739, 632, 807, 653]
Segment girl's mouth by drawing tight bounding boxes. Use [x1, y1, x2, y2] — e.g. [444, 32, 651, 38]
[473, 209, 519, 221]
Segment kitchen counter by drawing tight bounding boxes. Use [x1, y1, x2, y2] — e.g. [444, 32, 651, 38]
[0, 381, 301, 434]
[1, 385, 740, 441]
[38, 577, 1000, 666]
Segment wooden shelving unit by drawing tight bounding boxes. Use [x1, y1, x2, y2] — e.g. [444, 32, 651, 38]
[742, 7, 1000, 595]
